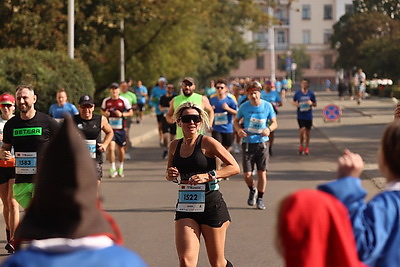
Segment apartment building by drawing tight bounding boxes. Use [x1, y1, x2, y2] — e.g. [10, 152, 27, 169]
[229, 0, 353, 88]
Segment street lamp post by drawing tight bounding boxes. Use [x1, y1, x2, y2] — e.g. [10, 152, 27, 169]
[120, 19, 125, 82]
[268, 6, 276, 82]
[68, 0, 74, 59]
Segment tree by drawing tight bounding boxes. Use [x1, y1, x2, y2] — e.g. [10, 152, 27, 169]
[0, 0, 271, 97]
[0, 48, 95, 111]
[331, 10, 400, 80]
[354, 0, 400, 20]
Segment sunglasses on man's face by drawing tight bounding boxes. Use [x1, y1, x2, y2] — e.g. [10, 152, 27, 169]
[183, 82, 193, 87]
[180, 115, 201, 123]
[216, 86, 225, 89]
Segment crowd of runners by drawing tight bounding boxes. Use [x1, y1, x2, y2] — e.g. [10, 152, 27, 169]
[1, 75, 398, 267]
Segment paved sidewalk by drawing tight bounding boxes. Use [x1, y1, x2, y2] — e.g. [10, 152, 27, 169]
[312, 92, 396, 189]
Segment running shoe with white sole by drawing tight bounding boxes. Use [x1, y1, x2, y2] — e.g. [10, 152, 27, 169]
[109, 168, 117, 178]
[118, 167, 124, 178]
[248, 188, 257, 206]
[256, 198, 266, 210]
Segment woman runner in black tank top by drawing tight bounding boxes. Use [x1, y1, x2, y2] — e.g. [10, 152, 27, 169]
[165, 102, 239, 267]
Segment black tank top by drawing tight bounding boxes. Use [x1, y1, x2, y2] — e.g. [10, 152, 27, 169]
[172, 135, 216, 181]
[74, 114, 102, 163]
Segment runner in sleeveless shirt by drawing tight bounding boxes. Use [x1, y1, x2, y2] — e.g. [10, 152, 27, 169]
[165, 77, 214, 139]
[165, 102, 239, 267]
[74, 95, 113, 189]
[0, 93, 19, 253]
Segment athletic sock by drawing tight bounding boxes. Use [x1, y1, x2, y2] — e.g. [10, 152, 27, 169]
[257, 192, 264, 199]
[111, 162, 116, 170]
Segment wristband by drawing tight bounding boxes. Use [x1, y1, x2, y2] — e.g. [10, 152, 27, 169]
[208, 170, 217, 181]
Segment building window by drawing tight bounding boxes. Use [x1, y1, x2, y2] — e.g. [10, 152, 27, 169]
[324, 5, 333, 20]
[255, 31, 267, 48]
[302, 30, 311, 44]
[324, 54, 333, 68]
[277, 30, 286, 44]
[324, 29, 332, 44]
[301, 58, 311, 69]
[256, 55, 264, 69]
[345, 4, 353, 14]
[276, 6, 289, 25]
[302, 5, 311, 20]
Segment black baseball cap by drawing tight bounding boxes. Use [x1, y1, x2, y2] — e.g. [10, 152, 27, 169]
[78, 95, 94, 106]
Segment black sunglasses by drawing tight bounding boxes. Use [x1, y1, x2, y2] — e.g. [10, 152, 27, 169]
[183, 82, 193, 87]
[0, 104, 13, 107]
[180, 115, 201, 123]
[216, 86, 225, 89]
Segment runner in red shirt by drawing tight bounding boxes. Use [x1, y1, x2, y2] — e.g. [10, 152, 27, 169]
[101, 83, 133, 178]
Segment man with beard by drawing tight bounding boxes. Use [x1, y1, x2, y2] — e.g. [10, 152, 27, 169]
[0, 85, 59, 251]
[165, 77, 214, 139]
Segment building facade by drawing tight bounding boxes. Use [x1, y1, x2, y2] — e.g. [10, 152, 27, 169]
[229, 0, 353, 89]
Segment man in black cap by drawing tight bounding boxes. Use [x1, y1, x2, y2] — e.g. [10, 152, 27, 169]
[2, 116, 147, 266]
[74, 95, 114, 187]
[165, 77, 214, 138]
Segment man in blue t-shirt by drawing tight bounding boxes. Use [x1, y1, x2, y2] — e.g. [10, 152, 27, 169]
[261, 81, 282, 156]
[234, 81, 277, 210]
[210, 79, 238, 151]
[150, 77, 167, 145]
[292, 78, 317, 155]
[48, 88, 78, 123]
[133, 80, 148, 124]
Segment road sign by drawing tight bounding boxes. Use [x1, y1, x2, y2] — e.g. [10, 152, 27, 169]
[323, 104, 341, 122]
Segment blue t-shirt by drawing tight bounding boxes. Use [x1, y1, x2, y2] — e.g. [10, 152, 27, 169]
[2, 244, 148, 267]
[150, 86, 166, 115]
[49, 102, 78, 119]
[293, 89, 316, 120]
[134, 85, 148, 104]
[236, 100, 276, 143]
[238, 94, 248, 106]
[209, 95, 238, 133]
[275, 81, 282, 93]
[281, 78, 288, 89]
[261, 90, 281, 106]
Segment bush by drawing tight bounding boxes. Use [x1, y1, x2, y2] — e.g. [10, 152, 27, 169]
[0, 48, 95, 112]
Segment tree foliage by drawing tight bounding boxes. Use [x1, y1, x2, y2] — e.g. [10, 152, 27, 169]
[332, 2, 400, 81]
[0, 48, 95, 111]
[354, 0, 400, 20]
[0, 0, 270, 97]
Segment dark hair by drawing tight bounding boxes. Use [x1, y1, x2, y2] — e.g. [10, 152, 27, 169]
[215, 79, 227, 86]
[381, 120, 400, 177]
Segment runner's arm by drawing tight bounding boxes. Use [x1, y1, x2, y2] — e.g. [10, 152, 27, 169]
[202, 96, 214, 126]
[100, 116, 114, 152]
[165, 99, 175, 124]
[0, 143, 12, 161]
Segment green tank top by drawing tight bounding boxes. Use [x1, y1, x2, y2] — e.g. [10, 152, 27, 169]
[173, 93, 203, 138]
